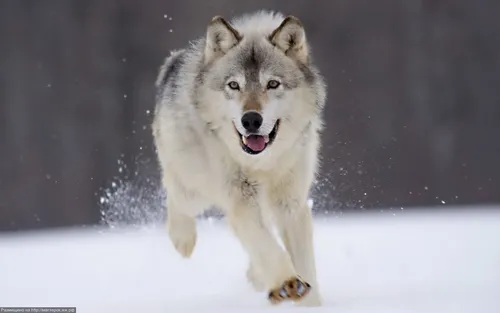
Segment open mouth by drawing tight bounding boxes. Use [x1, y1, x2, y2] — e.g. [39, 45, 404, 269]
[235, 120, 280, 155]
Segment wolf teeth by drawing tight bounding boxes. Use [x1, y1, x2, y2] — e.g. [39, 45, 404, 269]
[242, 136, 247, 145]
[264, 135, 270, 143]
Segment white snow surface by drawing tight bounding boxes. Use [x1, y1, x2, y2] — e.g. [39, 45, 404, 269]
[1, 208, 500, 313]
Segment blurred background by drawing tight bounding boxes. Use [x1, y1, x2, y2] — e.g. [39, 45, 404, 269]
[1, 0, 499, 232]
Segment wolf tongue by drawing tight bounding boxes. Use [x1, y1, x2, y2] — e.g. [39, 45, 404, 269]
[245, 135, 266, 152]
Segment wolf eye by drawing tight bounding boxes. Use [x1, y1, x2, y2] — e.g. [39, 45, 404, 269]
[267, 80, 280, 89]
[228, 81, 240, 90]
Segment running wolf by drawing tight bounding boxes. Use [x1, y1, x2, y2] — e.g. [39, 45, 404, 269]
[152, 10, 326, 306]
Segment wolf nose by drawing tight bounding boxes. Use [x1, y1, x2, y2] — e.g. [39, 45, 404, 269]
[241, 111, 263, 133]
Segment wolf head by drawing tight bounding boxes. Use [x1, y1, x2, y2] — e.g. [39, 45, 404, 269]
[195, 11, 326, 160]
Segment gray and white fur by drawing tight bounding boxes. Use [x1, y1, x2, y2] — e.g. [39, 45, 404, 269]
[152, 10, 326, 306]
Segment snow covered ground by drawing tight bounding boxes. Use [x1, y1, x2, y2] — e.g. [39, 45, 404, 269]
[1, 207, 500, 313]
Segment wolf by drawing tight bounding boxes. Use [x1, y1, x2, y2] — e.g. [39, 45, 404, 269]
[152, 10, 326, 306]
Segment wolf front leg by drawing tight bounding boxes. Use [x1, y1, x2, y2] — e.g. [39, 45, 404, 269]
[272, 199, 322, 306]
[166, 196, 198, 258]
[226, 203, 294, 288]
[226, 202, 311, 304]
[163, 176, 206, 259]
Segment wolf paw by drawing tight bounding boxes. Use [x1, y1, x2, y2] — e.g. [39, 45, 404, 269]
[169, 227, 196, 258]
[168, 217, 197, 258]
[268, 276, 311, 305]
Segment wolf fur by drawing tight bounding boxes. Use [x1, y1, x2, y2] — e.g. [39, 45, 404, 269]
[152, 10, 326, 306]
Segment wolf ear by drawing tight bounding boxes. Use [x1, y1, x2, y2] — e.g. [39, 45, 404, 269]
[204, 16, 242, 64]
[269, 16, 309, 63]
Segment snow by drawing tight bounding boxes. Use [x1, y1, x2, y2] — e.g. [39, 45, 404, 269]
[1, 208, 500, 313]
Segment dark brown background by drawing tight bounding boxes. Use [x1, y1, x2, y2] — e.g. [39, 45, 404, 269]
[1, 0, 499, 231]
